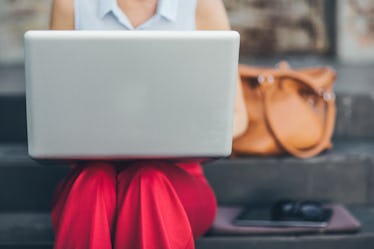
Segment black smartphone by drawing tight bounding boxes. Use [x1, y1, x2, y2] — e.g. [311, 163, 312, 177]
[233, 206, 333, 228]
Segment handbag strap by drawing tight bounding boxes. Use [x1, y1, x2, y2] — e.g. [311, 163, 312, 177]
[239, 64, 336, 90]
[239, 64, 336, 159]
[263, 86, 336, 159]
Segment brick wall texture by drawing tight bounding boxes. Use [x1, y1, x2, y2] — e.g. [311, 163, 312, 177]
[224, 0, 329, 55]
[0, 0, 329, 64]
[0, 0, 52, 64]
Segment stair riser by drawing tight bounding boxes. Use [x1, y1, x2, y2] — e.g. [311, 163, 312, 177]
[0, 96, 27, 143]
[0, 94, 374, 143]
[335, 94, 374, 138]
[0, 246, 52, 249]
[0, 165, 69, 211]
[1, 238, 373, 249]
[205, 158, 374, 206]
[0, 158, 373, 211]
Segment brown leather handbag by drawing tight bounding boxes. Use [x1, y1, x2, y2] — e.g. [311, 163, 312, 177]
[233, 62, 337, 159]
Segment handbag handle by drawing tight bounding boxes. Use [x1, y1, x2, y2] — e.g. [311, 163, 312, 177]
[239, 64, 336, 90]
[263, 84, 336, 159]
[239, 64, 336, 159]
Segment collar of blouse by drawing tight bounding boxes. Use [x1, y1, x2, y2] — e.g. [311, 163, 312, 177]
[98, 0, 179, 29]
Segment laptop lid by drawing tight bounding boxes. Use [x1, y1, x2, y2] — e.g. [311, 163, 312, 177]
[24, 31, 240, 160]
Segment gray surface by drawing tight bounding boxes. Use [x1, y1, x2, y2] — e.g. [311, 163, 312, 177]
[0, 93, 373, 144]
[1, 57, 374, 144]
[205, 139, 374, 206]
[0, 213, 53, 243]
[1, 139, 374, 211]
[25, 31, 238, 159]
[0, 206, 373, 249]
[0, 144, 69, 211]
[1, 55, 374, 248]
[368, 164, 374, 204]
[0, 164, 68, 211]
[1, 92, 372, 209]
[0, 66, 24, 96]
[335, 94, 374, 138]
[0, 96, 27, 142]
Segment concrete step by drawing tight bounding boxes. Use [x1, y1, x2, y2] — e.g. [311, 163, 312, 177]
[0, 96, 27, 143]
[206, 138, 374, 206]
[1, 93, 374, 143]
[0, 213, 53, 248]
[1, 58, 374, 143]
[0, 144, 69, 211]
[0, 139, 373, 211]
[0, 206, 373, 249]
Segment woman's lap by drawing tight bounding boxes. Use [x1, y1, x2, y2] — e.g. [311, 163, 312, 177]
[116, 160, 217, 237]
[51, 160, 216, 249]
[51, 163, 117, 249]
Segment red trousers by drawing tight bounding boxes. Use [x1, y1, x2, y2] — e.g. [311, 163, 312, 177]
[51, 161, 217, 249]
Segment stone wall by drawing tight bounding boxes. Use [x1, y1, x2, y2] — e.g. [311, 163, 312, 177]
[4, 0, 374, 64]
[224, 0, 329, 55]
[0, 0, 329, 64]
[0, 0, 52, 64]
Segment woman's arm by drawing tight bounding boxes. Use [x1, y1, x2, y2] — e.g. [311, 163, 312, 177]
[196, 0, 248, 139]
[50, 0, 75, 30]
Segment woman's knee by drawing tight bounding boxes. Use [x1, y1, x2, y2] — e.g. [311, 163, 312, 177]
[118, 161, 177, 182]
[79, 162, 117, 185]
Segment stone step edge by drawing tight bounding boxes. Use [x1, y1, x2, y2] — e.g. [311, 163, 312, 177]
[2, 92, 374, 143]
[0, 138, 373, 167]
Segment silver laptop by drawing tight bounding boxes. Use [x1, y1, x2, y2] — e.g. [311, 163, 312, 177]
[24, 31, 240, 160]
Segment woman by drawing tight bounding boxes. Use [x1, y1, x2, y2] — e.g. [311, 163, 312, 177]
[50, 0, 248, 249]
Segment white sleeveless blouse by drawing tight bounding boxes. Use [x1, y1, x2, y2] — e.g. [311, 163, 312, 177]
[74, 0, 197, 31]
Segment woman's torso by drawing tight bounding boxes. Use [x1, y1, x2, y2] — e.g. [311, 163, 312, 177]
[74, 0, 197, 31]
